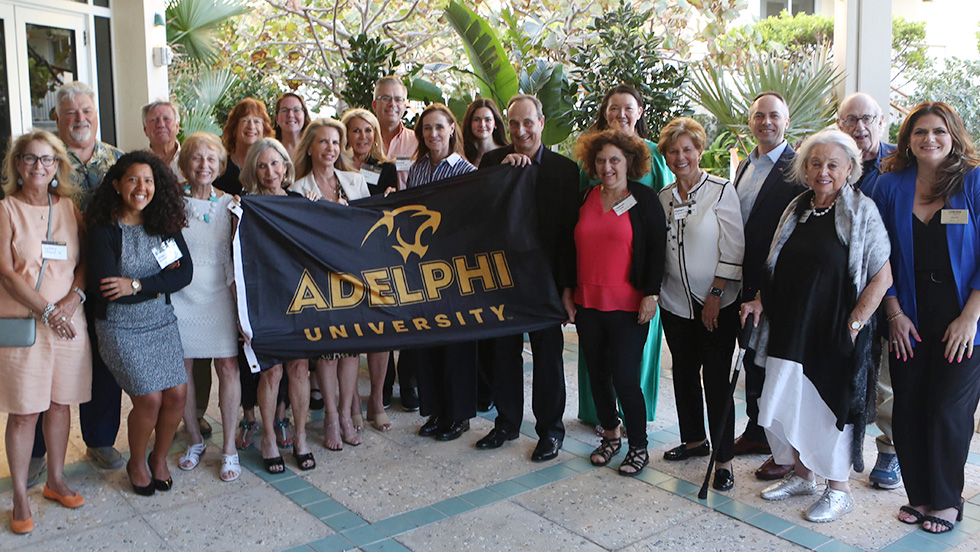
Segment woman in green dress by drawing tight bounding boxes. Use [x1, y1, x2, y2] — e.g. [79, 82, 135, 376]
[578, 84, 672, 432]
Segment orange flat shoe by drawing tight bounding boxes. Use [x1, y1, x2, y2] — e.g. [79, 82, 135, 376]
[43, 484, 85, 508]
[11, 513, 33, 534]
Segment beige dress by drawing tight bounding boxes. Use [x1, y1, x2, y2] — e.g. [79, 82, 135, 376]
[0, 195, 91, 414]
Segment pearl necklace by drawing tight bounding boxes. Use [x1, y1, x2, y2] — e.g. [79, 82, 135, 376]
[184, 185, 219, 223]
[809, 194, 837, 217]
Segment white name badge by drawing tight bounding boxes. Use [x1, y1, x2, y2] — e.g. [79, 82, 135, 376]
[612, 194, 637, 216]
[941, 209, 969, 225]
[673, 202, 696, 221]
[395, 157, 412, 171]
[41, 240, 68, 261]
[151, 238, 183, 269]
[360, 165, 382, 185]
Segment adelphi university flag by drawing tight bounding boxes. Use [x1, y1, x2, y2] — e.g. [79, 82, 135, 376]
[233, 165, 566, 371]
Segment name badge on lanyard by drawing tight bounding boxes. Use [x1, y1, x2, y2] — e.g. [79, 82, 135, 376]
[395, 157, 412, 172]
[41, 240, 68, 261]
[612, 194, 637, 216]
[941, 209, 969, 224]
[151, 238, 183, 269]
[673, 201, 696, 221]
[360, 165, 382, 185]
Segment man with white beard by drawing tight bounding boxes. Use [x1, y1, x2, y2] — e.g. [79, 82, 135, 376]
[54, 81, 123, 210]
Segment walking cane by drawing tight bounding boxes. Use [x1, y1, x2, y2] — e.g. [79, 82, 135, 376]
[698, 321, 754, 500]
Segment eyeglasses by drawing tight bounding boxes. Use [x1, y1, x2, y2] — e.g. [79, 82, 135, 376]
[19, 154, 57, 167]
[375, 95, 406, 104]
[278, 107, 304, 115]
[239, 117, 265, 126]
[840, 114, 877, 128]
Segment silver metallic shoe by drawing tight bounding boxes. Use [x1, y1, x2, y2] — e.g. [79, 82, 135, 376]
[805, 487, 854, 522]
[760, 474, 819, 501]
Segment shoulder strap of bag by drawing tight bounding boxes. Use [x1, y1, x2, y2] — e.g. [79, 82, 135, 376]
[34, 194, 53, 293]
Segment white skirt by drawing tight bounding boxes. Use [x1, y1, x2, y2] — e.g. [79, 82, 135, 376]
[758, 357, 853, 482]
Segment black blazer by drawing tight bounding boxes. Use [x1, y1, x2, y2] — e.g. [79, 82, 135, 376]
[579, 181, 667, 296]
[480, 144, 579, 290]
[733, 145, 804, 301]
[87, 223, 194, 319]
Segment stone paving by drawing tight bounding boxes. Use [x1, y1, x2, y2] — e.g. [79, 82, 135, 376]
[2, 329, 980, 551]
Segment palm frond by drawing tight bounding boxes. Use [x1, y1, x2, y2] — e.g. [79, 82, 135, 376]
[167, 0, 247, 63]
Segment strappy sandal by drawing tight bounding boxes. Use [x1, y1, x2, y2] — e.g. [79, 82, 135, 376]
[179, 443, 206, 471]
[898, 505, 926, 525]
[589, 437, 622, 467]
[293, 450, 316, 471]
[220, 453, 241, 482]
[618, 446, 649, 476]
[368, 410, 392, 432]
[922, 499, 964, 534]
[274, 418, 294, 448]
[235, 420, 258, 450]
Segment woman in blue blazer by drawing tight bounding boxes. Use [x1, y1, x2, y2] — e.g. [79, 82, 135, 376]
[873, 102, 980, 534]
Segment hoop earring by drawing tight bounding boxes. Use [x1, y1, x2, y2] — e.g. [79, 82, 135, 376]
[906, 147, 913, 158]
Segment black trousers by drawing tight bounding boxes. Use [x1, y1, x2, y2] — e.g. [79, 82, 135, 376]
[892, 276, 980, 511]
[476, 339, 495, 407]
[401, 342, 476, 423]
[575, 307, 648, 448]
[383, 350, 417, 393]
[661, 302, 739, 463]
[487, 324, 566, 441]
[33, 302, 122, 456]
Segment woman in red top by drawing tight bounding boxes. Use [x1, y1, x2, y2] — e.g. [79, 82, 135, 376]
[568, 130, 666, 476]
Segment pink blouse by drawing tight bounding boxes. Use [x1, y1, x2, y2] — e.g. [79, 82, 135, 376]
[573, 190, 643, 311]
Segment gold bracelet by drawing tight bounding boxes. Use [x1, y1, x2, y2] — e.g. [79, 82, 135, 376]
[886, 310, 904, 322]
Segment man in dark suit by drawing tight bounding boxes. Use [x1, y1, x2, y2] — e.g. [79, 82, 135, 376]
[731, 91, 805, 480]
[475, 95, 578, 462]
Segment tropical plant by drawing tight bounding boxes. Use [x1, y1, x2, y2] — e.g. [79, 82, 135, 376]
[341, 34, 401, 110]
[166, 0, 247, 64]
[568, 1, 691, 141]
[686, 53, 843, 157]
[908, 57, 980, 143]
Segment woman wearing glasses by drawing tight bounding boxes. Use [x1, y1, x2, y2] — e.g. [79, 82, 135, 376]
[274, 93, 311, 157]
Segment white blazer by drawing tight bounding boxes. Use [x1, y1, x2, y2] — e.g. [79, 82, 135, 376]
[289, 170, 370, 201]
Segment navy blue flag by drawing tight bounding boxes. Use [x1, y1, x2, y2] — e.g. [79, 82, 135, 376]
[233, 165, 565, 371]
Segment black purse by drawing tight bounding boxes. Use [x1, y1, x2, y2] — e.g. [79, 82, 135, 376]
[0, 195, 54, 347]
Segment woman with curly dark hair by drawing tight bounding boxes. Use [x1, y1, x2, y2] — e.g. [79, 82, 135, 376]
[86, 150, 193, 497]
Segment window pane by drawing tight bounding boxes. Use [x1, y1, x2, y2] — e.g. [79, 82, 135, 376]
[26, 23, 77, 133]
[0, 21, 11, 160]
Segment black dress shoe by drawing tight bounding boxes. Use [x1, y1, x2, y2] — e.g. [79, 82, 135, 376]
[531, 437, 562, 462]
[382, 385, 392, 410]
[418, 416, 442, 437]
[476, 400, 495, 413]
[713, 468, 735, 491]
[476, 428, 519, 449]
[401, 386, 420, 411]
[436, 419, 470, 441]
[663, 441, 710, 461]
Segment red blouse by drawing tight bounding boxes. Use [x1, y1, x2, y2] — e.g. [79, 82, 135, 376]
[573, 190, 643, 312]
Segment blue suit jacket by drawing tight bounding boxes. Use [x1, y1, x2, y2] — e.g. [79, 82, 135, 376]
[873, 166, 980, 344]
[855, 142, 897, 199]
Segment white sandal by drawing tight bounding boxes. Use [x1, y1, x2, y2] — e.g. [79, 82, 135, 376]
[221, 453, 241, 482]
[179, 443, 206, 471]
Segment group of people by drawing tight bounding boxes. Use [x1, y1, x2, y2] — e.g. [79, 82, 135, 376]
[1, 74, 978, 539]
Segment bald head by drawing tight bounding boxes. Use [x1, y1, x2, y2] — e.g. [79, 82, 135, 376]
[837, 93, 884, 161]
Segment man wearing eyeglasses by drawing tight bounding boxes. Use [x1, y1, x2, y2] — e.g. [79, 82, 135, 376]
[142, 100, 182, 181]
[371, 76, 418, 191]
[836, 92, 900, 491]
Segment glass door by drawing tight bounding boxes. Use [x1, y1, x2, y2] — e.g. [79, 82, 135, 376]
[0, 5, 88, 149]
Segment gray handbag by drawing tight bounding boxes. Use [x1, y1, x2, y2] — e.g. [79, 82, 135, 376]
[0, 196, 54, 348]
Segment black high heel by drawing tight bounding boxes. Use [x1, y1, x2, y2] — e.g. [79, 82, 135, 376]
[922, 498, 964, 534]
[127, 463, 155, 497]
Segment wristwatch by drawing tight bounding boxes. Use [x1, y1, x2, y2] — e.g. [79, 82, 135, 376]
[849, 318, 864, 331]
[709, 286, 724, 297]
[131, 279, 141, 295]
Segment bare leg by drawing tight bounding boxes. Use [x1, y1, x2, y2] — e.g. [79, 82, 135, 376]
[6, 412, 40, 522]
[181, 359, 203, 446]
[338, 356, 362, 446]
[367, 351, 389, 422]
[128, 392, 163, 486]
[315, 358, 342, 450]
[258, 366, 283, 460]
[793, 449, 816, 481]
[148, 384, 188, 482]
[215, 357, 241, 458]
[42, 403, 77, 498]
[286, 359, 310, 456]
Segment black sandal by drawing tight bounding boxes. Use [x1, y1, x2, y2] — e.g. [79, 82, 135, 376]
[922, 498, 964, 534]
[589, 437, 622, 467]
[618, 447, 649, 476]
[263, 456, 286, 474]
[898, 505, 925, 525]
[293, 450, 316, 471]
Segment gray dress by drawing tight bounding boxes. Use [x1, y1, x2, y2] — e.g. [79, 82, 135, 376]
[96, 224, 187, 396]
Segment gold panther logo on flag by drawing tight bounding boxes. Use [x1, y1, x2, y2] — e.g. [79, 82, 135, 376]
[361, 205, 442, 261]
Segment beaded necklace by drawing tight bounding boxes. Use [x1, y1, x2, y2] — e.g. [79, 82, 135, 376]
[184, 185, 219, 223]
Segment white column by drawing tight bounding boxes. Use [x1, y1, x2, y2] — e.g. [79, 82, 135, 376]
[833, 0, 892, 130]
[110, 0, 169, 151]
